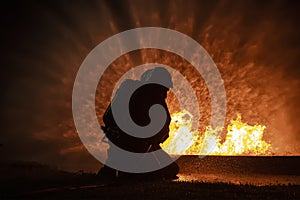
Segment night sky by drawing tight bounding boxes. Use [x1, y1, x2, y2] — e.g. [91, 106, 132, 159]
[1, 0, 299, 172]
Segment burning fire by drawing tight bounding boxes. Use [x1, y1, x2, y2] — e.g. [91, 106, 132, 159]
[161, 110, 271, 155]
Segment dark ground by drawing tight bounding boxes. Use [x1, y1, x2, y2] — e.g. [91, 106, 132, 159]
[1, 156, 299, 199]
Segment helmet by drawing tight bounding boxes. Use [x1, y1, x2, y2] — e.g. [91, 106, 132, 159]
[140, 67, 173, 89]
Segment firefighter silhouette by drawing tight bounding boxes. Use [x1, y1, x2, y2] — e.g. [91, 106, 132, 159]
[98, 67, 179, 179]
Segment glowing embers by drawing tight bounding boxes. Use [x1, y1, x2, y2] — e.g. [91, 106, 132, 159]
[161, 110, 271, 155]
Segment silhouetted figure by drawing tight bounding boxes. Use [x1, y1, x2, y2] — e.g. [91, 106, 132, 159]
[98, 67, 179, 180]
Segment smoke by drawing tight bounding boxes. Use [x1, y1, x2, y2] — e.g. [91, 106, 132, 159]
[1, 0, 299, 171]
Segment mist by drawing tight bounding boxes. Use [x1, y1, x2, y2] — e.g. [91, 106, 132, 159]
[1, 0, 299, 172]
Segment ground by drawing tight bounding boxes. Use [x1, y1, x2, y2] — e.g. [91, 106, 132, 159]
[1, 156, 299, 199]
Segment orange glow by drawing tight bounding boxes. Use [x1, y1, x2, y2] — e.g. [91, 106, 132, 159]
[161, 110, 271, 155]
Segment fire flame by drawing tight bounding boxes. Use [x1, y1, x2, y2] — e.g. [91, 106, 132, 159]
[161, 110, 271, 155]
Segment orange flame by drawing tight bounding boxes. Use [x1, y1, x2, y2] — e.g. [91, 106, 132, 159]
[161, 110, 271, 155]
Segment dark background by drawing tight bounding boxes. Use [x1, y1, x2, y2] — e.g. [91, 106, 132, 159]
[0, 0, 299, 172]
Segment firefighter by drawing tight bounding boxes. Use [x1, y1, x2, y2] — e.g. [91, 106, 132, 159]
[98, 67, 179, 180]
